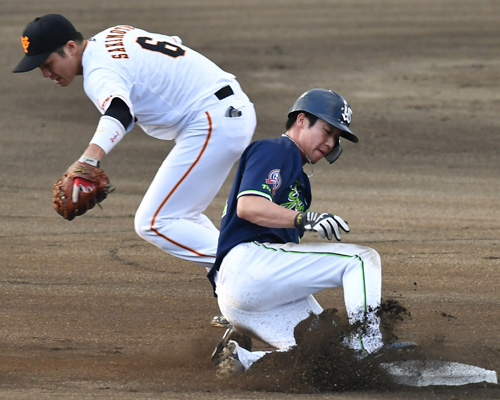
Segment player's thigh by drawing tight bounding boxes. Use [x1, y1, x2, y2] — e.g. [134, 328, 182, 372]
[217, 241, 375, 311]
[136, 127, 242, 220]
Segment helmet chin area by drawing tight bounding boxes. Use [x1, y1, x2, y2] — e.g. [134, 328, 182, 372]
[325, 145, 343, 164]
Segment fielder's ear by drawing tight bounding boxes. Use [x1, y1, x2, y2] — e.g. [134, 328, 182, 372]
[65, 40, 78, 56]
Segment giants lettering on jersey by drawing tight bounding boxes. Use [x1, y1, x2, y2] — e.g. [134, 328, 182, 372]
[105, 25, 135, 59]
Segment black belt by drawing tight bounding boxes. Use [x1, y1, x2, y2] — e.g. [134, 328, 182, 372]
[215, 85, 234, 100]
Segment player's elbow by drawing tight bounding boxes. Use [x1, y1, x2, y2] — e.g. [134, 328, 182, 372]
[236, 201, 253, 222]
[236, 196, 261, 224]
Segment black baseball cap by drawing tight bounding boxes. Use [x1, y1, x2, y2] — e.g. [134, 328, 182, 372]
[13, 14, 79, 73]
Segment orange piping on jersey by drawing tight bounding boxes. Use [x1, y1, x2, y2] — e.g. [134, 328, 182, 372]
[150, 111, 216, 259]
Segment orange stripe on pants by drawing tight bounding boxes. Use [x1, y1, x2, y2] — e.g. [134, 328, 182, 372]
[149, 111, 216, 259]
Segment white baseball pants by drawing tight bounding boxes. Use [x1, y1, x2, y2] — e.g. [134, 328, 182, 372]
[215, 241, 383, 368]
[134, 85, 256, 269]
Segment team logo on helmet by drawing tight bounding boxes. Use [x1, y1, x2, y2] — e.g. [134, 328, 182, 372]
[265, 169, 281, 196]
[340, 99, 352, 125]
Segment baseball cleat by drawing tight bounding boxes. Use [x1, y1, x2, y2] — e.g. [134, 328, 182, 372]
[211, 314, 232, 328]
[211, 326, 253, 365]
[215, 340, 245, 378]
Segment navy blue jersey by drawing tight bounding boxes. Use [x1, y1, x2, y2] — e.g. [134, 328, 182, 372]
[208, 135, 312, 290]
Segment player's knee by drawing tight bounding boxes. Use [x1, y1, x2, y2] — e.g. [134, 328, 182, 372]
[134, 214, 154, 241]
[363, 247, 382, 272]
[367, 247, 381, 264]
[353, 245, 381, 270]
[134, 221, 149, 241]
[134, 214, 177, 245]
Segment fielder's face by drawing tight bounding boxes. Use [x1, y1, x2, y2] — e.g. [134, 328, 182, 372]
[297, 114, 341, 164]
[39, 42, 80, 87]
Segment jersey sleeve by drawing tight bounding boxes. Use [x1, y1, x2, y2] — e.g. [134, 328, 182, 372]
[237, 141, 287, 202]
[83, 68, 135, 132]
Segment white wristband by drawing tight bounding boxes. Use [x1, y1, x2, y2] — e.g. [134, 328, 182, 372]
[78, 155, 100, 167]
[89, 115, 126, 154]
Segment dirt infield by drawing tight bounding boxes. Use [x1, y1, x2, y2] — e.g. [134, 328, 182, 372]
[1, 0, 499, 398]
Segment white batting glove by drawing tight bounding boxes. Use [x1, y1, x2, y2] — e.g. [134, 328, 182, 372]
[295, 211, 350, 241]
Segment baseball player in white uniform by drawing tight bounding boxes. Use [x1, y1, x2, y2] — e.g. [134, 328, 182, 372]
[209, 89, 416, 376]
[13, 14, 256, 275]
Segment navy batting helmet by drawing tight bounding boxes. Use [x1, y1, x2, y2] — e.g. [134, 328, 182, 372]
[289, 89, 358, 142]
[288, 89, 358, 164]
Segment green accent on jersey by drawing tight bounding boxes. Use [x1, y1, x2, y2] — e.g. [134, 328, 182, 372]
[280, 180, 306, 211]
[261, 183, 271, 192]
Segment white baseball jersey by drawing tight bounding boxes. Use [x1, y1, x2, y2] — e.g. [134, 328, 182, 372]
[83, 25, 237, 138]
[80, 25, 256, 268]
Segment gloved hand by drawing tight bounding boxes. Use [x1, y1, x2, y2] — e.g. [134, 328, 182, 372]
[53, 157, 111, 221]
[294, 211, 350, 241]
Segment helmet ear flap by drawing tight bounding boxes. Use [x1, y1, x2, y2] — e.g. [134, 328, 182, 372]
[325, 143, 343, 164]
